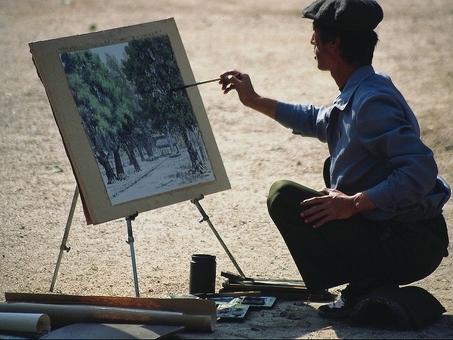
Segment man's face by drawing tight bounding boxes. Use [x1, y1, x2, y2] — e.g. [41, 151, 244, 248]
[311, 27, 334, 71]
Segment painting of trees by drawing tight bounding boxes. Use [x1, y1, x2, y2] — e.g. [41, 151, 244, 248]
[60, 34, 214, 205]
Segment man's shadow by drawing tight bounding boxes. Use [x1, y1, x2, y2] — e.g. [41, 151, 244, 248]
[295, 286, 452, 339]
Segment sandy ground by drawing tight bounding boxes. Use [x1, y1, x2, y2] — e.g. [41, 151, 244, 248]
[1, 0, 453, 338]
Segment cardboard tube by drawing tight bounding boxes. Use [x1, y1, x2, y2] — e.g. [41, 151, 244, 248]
[0, 302, 215, 332]
[0, 312, 51, 334]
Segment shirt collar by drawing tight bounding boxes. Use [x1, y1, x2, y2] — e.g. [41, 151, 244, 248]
[333, 65, 375, 110]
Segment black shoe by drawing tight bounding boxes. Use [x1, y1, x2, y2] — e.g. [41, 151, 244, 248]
[317, 284, 400, 319]
[317, 294, 357, 319]
[317, 284, 367, 319]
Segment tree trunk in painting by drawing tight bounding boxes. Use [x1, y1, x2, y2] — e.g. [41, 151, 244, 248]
[182, 128, 205, 175]
[113, 147, 126, 180]
[96, 151, 117, 184]
[125, 141, 141, 172]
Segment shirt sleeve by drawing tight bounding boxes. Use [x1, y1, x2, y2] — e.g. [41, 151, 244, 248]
[275, 101, 330, 142]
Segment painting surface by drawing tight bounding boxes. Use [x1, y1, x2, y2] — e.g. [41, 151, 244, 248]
[60, 36, 215, 205]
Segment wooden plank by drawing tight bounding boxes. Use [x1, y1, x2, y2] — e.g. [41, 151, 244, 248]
[5, 292, 215, 316]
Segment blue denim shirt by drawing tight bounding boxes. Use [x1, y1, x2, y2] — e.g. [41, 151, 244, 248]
[275, 65, 450, 221]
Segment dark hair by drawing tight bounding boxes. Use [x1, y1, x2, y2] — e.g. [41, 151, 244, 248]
[313, 21, 379, 66]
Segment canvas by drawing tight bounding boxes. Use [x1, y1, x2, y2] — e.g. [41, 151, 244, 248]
[29, 18, 230, 225]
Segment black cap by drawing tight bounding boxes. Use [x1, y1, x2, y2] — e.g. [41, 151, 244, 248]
[302, 0, 383, 32]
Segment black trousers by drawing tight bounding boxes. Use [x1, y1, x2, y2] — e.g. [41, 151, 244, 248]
[267, 179, 449, 292]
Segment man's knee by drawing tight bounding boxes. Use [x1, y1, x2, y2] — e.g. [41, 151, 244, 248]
[267, 179, 321, 216]
[267, 180, 297, 211]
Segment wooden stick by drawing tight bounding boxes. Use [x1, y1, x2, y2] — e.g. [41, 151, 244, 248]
[4, 293, 217, 332]
[5, 292, 215, 316]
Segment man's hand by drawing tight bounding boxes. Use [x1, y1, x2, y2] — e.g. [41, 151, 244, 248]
[219, 70, 258, 107]
[219, 70, 278, 119]
[300, 189, 375, 228]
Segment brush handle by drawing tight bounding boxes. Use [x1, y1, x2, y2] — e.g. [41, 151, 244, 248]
[170, 78, 221, 92]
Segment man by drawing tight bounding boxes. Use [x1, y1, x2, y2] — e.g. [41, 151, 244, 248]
[219, 0, 450, 319]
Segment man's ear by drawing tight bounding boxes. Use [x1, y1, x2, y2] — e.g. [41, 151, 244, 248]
[328, 37, 341, 55]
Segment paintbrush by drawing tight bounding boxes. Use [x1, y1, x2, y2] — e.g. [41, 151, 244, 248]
[168, 78, 221, 93]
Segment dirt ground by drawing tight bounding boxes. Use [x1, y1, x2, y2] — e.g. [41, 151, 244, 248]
[1, 0, 453, 338]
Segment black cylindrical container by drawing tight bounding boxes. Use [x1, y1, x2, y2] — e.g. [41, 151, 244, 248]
[189, 254, 216, 294]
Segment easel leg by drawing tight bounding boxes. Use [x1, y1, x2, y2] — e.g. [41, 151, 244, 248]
[50, 186, 79, 292]
[126, 212, 140, 297]
[49, 187, 141, 297]
[191, 195, 247, 279]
